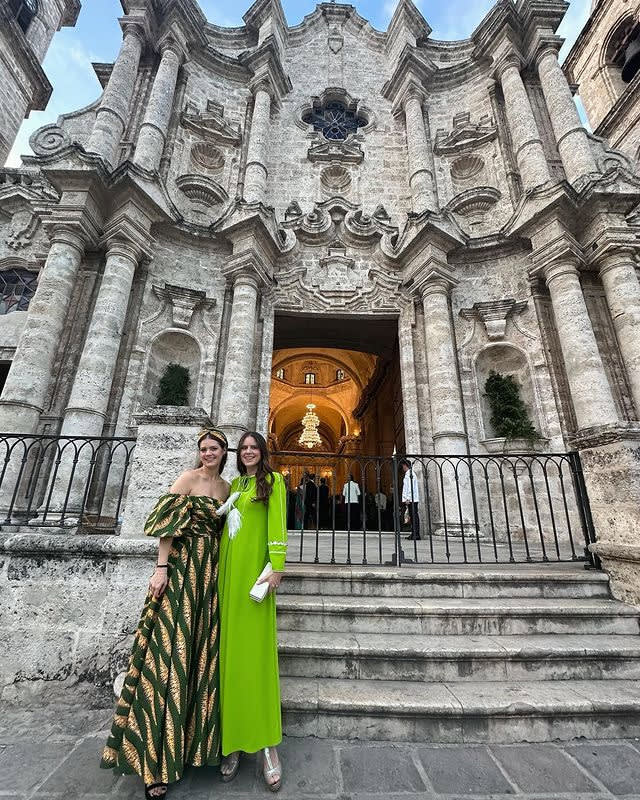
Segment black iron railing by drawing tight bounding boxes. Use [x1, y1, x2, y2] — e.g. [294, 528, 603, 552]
[0, 433, 137, 530]
[275, 450, 597, 567]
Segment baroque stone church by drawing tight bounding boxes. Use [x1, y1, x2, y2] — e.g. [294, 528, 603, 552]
[0, 0, 639, 598]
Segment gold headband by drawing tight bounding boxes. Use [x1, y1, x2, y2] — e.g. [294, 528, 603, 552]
[197, 428, 228, 449]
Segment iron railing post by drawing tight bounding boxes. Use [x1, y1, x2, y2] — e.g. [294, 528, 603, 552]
[568, 450, 599, 569]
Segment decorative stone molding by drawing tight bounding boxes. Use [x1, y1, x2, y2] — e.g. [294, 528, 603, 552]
[434, 113, 497, 155]
[447, 187, 501, 221]
[6, 210, 40, 251]
[175, 174, 229, 206]
[460, 299, 528, 341]
[29, 124, 71, 157]
[320, 164, 352, 194]
[152, 283, 215, 330]
[312, 242, 360, 292]
[307, 135, 364, 165]
[190, 142, 225, 172]
[180, 106, 242, 147]
[450, 154, 485, 181]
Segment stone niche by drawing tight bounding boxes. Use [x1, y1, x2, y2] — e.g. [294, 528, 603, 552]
[475, 343, 541, 448]
[141, 330, 201, 407]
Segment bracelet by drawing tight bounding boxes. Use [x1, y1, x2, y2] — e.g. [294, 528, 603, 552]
[155, 564, 168, 570]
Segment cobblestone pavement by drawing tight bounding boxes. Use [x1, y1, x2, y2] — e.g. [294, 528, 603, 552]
[3, 699, 640, 800]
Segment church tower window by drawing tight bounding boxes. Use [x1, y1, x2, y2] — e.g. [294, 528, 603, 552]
[302, 100, 367, 141]
[10, 0, 39, 33]
[0, 269, 37, 314]
[304, 372, 316, 385]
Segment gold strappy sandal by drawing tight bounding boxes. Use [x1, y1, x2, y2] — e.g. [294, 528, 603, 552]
[262, 747, 282, 792]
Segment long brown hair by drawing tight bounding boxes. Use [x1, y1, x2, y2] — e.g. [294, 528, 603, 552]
[237, 431, 274, 505]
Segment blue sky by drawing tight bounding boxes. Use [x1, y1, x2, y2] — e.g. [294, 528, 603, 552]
[5, 0, 592, 166]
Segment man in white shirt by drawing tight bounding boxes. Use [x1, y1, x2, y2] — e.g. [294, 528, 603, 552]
[401, 459, 420, 540]
[342, 474, 362, 529]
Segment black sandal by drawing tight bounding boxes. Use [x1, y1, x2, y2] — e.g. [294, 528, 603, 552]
[145, 783, 168, 799]
[220, 751, 241, 783]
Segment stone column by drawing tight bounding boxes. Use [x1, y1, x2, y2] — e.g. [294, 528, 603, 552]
[598, 250, 640, 418]
[403, 88, 437, 214]
[86, 21, 145, 168]
[544, 259, 618, 429]
[46, 240, 141, 518]
[217, 274, 260, 446]
[496, 54, 551, 190]
[61, 240, 140, 437]
[133, 39, 183, 173]
[244, 82, 272, 205]
[536, 47, 598, 186]
[0, 228, 85, 433]
[421, 274, 474, 531]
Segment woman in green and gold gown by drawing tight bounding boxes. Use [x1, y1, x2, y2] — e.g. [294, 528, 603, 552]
[218, 431, 288, 792]
[101, 429, 231, 799]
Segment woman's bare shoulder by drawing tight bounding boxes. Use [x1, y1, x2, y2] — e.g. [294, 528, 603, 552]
[169, 469, 198, 495]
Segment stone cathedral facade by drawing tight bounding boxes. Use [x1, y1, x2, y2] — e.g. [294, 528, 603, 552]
[0, 0, 639, 599]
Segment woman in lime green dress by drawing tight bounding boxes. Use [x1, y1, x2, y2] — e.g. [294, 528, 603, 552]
[218, 431, 288, 792]
[101, 429, 231, 799]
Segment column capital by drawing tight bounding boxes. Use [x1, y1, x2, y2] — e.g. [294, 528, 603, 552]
[158, 34, 186, 63]
[493, 50, 524, 82]
[46, 225, 87, 254]
[413, 264, 459, 300]
[100, 213, 155, 263]
[543, 257, 581, 287]
[222, 249, 273, 290]
[532, 37, 563, 70]
[241, 38, 292, 107]
[119, 15, 150, 45]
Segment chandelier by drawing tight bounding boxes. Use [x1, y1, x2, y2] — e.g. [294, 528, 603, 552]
[298, 403, 322, 449]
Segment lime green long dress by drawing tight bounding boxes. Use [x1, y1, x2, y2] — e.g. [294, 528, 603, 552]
[101, 494, 222, 785]
[218, 472, 288, 755]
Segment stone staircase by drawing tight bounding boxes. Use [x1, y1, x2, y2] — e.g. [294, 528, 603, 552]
[277, 564, 640, 743]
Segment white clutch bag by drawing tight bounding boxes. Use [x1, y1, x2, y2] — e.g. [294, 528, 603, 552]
[249, 562, 272, 603]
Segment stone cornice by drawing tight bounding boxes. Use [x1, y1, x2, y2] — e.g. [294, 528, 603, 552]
[156, 0, 209, 50]
[394, 210, 467, 263]
[569, 422, 640, 450]
[211, 198, 285, 260]
[382, 45, 436, 110]
[60, 0, 82, 27]
[386, 0, 432, 53]
[406, 261, 459, 300]
[100, 209, 156, 262]
[528, 230, 584, 279]
[222, 249, 273, 288]
[240, 37, 292, 103]
[0, 6, 52, 112]
[243, 0, 288, 46]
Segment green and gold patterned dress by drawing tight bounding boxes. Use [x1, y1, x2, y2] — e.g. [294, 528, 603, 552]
[218, 472, 288, 755]
[101, 494, 222, 785]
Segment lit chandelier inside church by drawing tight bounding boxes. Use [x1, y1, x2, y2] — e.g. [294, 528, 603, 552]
[298, 403, 322, 449]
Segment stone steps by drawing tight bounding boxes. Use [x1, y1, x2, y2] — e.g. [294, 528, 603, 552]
[281, 676, 640, 743]
[277, 594, 639, 635]
[280, 566, 611, 599]
[279, 631, 640, 682]
[277, 564, 640, 743]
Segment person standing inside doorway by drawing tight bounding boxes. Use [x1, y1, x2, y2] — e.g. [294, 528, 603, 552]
[401, 459, 420, 541]
[342, 473, 361, 529]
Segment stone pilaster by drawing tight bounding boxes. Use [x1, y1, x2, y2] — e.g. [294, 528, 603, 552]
[217, 272, 261, 446]
[536, 46, 598, 186]
[543, 258, 618, 430]
[133, 38, 184, 173]
[403, 86, 437, 214]
[244, 81, 272, 205]
[495, 53, 551, 191]
[86, 18, 146, 168]
[598, 250, 640, 418]
[0, 227, 86, 433]
[397, 300, 422, 454]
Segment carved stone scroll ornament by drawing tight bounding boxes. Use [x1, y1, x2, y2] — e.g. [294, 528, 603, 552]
[29, 124, 71, 156]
